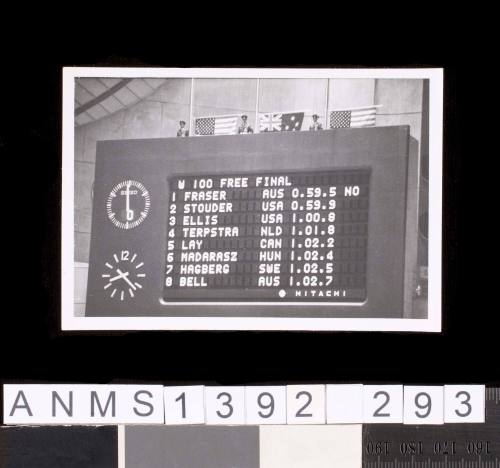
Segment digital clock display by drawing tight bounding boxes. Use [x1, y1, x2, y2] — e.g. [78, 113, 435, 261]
[163, 169, 370, 302]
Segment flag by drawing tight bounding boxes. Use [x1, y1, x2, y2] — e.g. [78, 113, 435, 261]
[195, 115, 239, 135]
[329, 105, 381, 128]
[259, 112, 305, 132]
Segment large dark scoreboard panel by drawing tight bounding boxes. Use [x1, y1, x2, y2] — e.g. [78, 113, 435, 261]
[86, 126, 411, 318]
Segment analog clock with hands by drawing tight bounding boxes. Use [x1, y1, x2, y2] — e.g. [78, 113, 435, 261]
[102, 250, 146, 301]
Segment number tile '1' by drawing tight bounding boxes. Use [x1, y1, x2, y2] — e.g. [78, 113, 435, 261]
[164, 385, 205, 425]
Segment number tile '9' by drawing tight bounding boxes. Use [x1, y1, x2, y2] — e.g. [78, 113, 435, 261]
[286, 385, 326, 424]
[205, 387, 246, 425]
[403, 386, 444, 425]
[363, 385, 403, 423]
[245, 386, 287, 425]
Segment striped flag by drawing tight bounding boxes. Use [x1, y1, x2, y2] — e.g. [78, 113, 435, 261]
[195, 115, 239, 135]
[329, 105, 381, 128]
[259, 111, 305, 132]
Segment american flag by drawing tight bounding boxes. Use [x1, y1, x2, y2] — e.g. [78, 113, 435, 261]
[195, 115, 239, 135]
[329, 105, 381, 128]
[259, 111, 304, 132]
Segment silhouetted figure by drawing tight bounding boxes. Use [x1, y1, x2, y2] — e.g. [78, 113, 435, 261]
[238, 115, 254, 134]
[177, 120, 189, 137]
[309, 114, 323, 131]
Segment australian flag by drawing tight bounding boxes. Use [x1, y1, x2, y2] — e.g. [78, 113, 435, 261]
[259, 111, 305, 132]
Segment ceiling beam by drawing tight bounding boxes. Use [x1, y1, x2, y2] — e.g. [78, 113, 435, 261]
[75, 78, 134, 116]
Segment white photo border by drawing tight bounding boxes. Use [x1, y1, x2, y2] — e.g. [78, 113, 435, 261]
[62, 67, 443, 331]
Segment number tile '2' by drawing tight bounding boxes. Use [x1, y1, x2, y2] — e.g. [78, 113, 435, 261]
[363, 385, 403, 423]
[286, 385, 326, 425]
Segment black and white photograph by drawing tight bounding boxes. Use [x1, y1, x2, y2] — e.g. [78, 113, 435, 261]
[62, 68, 443, 331]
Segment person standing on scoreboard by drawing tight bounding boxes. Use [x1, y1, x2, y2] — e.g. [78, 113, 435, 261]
[176, 120, 189, 137]
[309, 114, 323, 131]
[238, 114, 254, 134]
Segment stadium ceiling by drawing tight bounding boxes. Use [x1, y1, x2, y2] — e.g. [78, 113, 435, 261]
[74, 78, 166, 126]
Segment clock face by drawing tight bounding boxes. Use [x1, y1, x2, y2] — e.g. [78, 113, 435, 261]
[101, 250, 146, 301]
[107, 180, 151, 229]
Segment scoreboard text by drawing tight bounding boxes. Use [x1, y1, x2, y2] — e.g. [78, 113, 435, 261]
[163, 169, 370, 302]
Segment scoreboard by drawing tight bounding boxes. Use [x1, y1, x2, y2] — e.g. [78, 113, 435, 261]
[86, 126, 416, 318]
[164, 169, 370, 302]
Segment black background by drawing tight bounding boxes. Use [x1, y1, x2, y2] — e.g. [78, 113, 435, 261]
[0, 42, 498, 425]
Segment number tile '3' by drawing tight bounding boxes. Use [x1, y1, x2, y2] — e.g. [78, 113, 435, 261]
[205, 387, 246, 425]
[444, 385, 485, 423]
